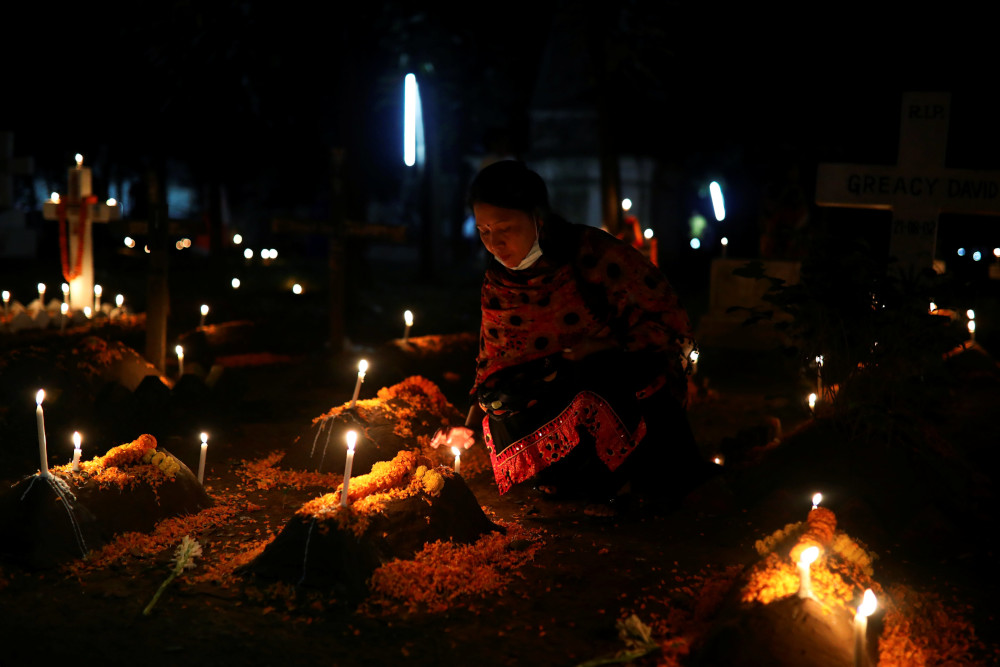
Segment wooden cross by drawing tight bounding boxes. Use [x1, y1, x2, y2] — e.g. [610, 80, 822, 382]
[815, 92, 1000, 274]
[41, 155, 120, 310]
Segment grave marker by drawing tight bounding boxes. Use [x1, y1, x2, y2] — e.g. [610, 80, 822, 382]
[816, 92, 1000, 274]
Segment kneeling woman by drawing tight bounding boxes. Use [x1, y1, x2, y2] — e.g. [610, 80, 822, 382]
[434, 160, 706, 512]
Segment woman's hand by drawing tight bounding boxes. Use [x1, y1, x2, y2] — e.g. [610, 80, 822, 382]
[430, 426, 476, 450]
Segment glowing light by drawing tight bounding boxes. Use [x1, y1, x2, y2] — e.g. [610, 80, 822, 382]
[808, 393, 817, 410]
[244, 248, 253, 260]
[346, 430, 357, 452]
[62, 283, 69, 296]
[643, 228, 653, 239]
[358, 359, 368, 375]
[231, 278, 241, 289]
[115, 294, 124, 308]
[712, 454, 725, 466]
[83, 306, 92, 318]
[50, 192, 60, 203]
[270, 248, 278, 259]
[175, 240, 185, 250]
[404, 310, 413, 327]
[452, 445, 461, 474]
[797, 546, 820, 599]
[973, 251, 982, 262]
[721, 236, 729, 247]
[709, 181, 725, 221]
[106, 197, 117, 206]
[233, 233, 243, 245]
[292, 283, 303, 295]
[690, 238, 701, 250]
[994, 248, 1000, 258]
[175, 345, 184, 359]
[94, 285, 102, 298]
[857, 589, 877, 618]
[929, 301, 937, 312]
[36, 389, 44, 405]
[800, 546, 819, 566]
[75, 153, 83, 167]
[61, 302, 68, 315]
[621, 198, 633, 212]
[342, 430, 357, 507]
[403, 73, 424, 167]
[1, 291, 8, 303]
[967, 309, 975, 320]
[144, 245, 150, 254]
[37, 283, 46, 299]
[957, 248, 966, 257]
[201, 304, 209, 316]
[968, 320, 976, 335]
[812, 492, 822, 509]
[689, 349, 699, 364]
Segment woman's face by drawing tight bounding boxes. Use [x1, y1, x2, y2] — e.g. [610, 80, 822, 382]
[473, 202, 539, 269]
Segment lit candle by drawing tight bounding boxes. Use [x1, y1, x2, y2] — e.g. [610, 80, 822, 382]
[35, 390, 49, 478]
[720, 236, 729, 258]
[197, 432, 208, 484]
[967, 309, 975, 320]
[968, 320, 976, 341]
[929, 301, 937, 313]
[83, 306, 92, 319]
[712, 454, 725, 466]
[115, 294, 124, 319]
[452, 445, 461, 474]
[72, 431, 82, 472]
[37, 282, 46, 306]
[341, 430, 357, 507]
[200, 304, 209, 327]
[231, 278, 241, 289]
[61, 282, 69, 304]
[176, 345, 185, 377]
[688, 348, 700, 375]
[3, 290, 10, 319]
[853, 588, 877, 667]
[808, 392, 817, 411]
[60, 302, 68, 332]
[403, 309, 413, 342]
[811, 492, 822, 510]
[796, 545, 820, 599]
[93, 284, 102, 313]
[349, 359, 368, 409]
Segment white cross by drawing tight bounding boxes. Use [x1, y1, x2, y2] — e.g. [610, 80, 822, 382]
[815, 92, 1000, 274]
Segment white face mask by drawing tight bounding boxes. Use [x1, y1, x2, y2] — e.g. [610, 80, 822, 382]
[506, 222, 543, 271]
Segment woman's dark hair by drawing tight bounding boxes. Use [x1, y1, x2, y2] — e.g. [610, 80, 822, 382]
[468, 160, 550, 216]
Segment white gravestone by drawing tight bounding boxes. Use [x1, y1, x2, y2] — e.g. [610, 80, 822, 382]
[816, 92, 1000, 274]
[41, 156, 120, 310]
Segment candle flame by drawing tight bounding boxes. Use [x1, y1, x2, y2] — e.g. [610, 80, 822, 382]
[75, 153, 83, 166]
[94, 284, 102, 297]
[799, 546, 820, 567]
[61, 303, 68, 314]
[346, 430, 357, 452]
[815, 355, 824, 367]
[812, 492, 822, 508]
[50, 192, 61, 203]
[451, 446, 460, 457]
[712, 455, 724, 466]
[175, 345, 184, 358]
[404, 310, 413, 326]
[231, 278, 240, 289]
[84, 306, 92, 318]
[644, 228, 654, 239]
[38, 282, 46, 295]
[116, 294, 124, 307]
[358, 359, 368, 374]
[929, 301, 937, 312]
[966, 309, 975, 320]
[73, 431, 81, 448]
[968, 321, 976, 334]
[857, 589, 877, 617]
[689, 349, 699, 364]
[808, 393, 817, 409]
[36, 389, 45, 405]
[200, 432, 208, 444]
[2, 291, 9, 301]
[106, 197, 117, 206]
[62, 283, 69, 294]
[201, 304, 209, 315]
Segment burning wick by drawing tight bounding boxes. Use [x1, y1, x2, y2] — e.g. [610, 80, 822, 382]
[796, 546, 820, 599]
[37, 282, 46, 305]
[197, 432, 208, 484]
[452, 446, 461, 474]
[72, 431, 82, 472]
[349, 359, 368, 409]
[403, 309, 413, 343]
[35, 390, 49, 478]
[341, 430, 357, 507]
[200, 304, 209, 327]
[811, 492, 822, 510]
[854, 588, 877, 667]
[175, 345, 185, 377]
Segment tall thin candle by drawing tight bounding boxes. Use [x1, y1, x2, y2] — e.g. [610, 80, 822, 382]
[94, 284, 102, 314]
[452, 446, 461, 474]
[796, 546, 820, 599]
[200, 304, 209, 327]
[341, 431, 357, 507]
[197, 432, 208, 484]
[403, 310, 413, 342]
[349, 359, 368, 409]
[72, 431, 82, 471]
[176, 345, 185, 377]
[854, 589, 877, 667]
[35, 390, 49, 478]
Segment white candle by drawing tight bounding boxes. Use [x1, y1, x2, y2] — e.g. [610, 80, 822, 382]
[968, 320, 976, 341]
[853, 589, 877, 667]
[197, 432, 208, 484]
[72, 431, 82, 472]
[811, 492, 822, 510]
[61, 282, 69, 304]
[35, 390, 49, 478]
[200, 304, 209, 327]
[60, 302, 68, 332]
[176, 345, 185, 377]
[403, 310, 413, 342]
[452, 446, 461, 474]
[2, 290, 9, 319]
[349, 359, 368, 409]
[341, 430, 357, 507]
[94, 284, 102, 313]
[37, 282, 46, 306]
[797, 546, 820, 599]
